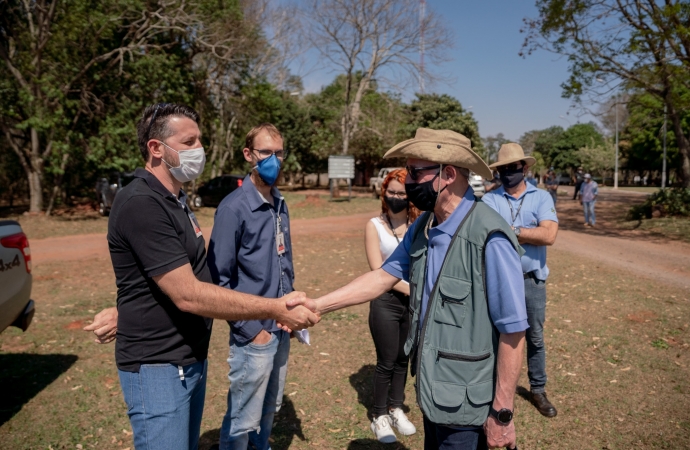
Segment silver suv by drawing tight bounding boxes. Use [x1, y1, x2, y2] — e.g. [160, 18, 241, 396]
[0, 220, 34, 333]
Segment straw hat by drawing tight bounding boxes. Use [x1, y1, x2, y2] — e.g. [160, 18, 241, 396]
[488, 143, 536, 169]
[383, 128, 492, 180]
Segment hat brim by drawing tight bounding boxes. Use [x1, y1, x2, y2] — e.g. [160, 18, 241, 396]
[489, 156, 537, 169]
[383, 139, 493, 180]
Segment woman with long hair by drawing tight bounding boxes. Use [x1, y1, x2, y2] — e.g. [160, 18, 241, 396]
[364, 168, 420, 443]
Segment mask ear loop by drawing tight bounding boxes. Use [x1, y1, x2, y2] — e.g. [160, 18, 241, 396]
[434, 164, 444, 208]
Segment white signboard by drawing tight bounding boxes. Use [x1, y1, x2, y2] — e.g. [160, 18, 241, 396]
[328, 155, 355, 179]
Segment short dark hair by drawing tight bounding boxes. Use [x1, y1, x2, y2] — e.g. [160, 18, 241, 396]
[245, 123, 283, 150]
[136, 103, 200, 161]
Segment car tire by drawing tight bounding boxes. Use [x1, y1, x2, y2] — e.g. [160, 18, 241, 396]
[372, 188, 379, 199]
[191, 195, 203, 210]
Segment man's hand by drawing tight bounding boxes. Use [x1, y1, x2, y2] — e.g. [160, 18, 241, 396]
[83, 307, 118, 344]
[252, 329, 272, 345]
[275, 291, 319, 332]
[484, 414, 517, 449]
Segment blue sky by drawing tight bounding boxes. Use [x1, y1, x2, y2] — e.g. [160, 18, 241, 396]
[289, 1, 597, 141]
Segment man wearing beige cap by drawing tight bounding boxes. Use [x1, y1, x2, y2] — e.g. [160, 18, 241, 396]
[288, 129, 527, 449]
[482, 143, 559, 419]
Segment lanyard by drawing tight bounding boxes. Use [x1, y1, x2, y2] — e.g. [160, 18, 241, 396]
[384, 213, 404, 244]
[506, 195, 526, 225]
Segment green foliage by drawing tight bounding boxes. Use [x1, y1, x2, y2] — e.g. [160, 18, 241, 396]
[627, 188, 690, 220]
[400, 94, 484, 156]
[577, 138, 615, 179]
[532, 123, 604, 171]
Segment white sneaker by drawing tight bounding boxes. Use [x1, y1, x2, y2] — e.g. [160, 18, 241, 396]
[389, 408, 417, 436]
[370, 414, 397, 443]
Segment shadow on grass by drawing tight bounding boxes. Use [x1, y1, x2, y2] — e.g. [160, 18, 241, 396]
[0, 353, 78, 426]
[516, 385, 530, 403]
[347, 438, 411, 449]
[198, 397, 305, 450]
[349, 364, 411, 422]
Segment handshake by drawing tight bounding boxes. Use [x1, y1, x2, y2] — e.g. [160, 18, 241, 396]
[84, 291, 323, 344]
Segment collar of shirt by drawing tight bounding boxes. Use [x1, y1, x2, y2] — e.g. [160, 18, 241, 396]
[496, 181, 538, 202]
[431, 186, 476, 237]
[241, 174, 283, 211]
[133, 168, 187, 206]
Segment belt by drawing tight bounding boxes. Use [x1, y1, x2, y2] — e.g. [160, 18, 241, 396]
[523, 271, 537, 280]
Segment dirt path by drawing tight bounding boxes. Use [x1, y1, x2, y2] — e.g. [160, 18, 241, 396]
[31, 194, 690, 288]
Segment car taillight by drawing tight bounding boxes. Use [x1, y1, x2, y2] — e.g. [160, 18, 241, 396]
[237, 179, 243, 187]
[1, 232, 31, 274]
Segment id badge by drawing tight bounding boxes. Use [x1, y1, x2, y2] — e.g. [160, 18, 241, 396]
[188, 212, 203, 238]
[276, 232, 285, 255]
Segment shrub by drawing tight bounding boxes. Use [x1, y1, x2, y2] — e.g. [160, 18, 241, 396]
[627, 188, 690, 220]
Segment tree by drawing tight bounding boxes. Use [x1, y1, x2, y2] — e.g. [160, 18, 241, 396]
[522, 0, 690, 187]
[578, 138, 616, 181]
[402, 93, 484, 156]
[483, 133, 509, 164]
[301, 0, 451, 157]
[533, 123, 604, 171]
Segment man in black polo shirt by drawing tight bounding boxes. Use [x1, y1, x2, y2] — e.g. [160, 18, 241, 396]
[87, 103, 318, 450]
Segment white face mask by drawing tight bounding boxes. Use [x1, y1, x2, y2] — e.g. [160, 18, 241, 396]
[159, 141, 206, 183]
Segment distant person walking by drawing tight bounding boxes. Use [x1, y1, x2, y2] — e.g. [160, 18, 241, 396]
[581, 173, 598, 227]
[364, 169, 420, 443]
[572, 167, 584, 200]
[526, 171, 538, 187]
[545, 171, 559, 208]
[483, 143, 560, 420]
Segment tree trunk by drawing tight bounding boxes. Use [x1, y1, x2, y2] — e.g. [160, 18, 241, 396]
[28, 169, 43, 213]
[668, 108, 690, 187]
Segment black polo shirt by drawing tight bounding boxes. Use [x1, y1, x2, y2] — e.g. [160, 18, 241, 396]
[108, 168, 212, 372]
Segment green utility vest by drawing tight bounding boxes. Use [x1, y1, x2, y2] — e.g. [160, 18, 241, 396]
[405, 201, 522, 427]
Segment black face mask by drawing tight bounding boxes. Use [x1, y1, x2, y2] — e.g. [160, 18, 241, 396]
[499, 168, 525, 189]
[384, 196, 408, 214]
[405, 173, 446, 211]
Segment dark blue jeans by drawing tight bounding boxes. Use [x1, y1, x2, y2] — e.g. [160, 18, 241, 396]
[423, 417, 487, 450]
[525, 277, 547, 393]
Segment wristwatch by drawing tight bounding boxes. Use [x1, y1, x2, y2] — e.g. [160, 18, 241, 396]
[489, 406, 514, 425]
[514, 227, 521, 237]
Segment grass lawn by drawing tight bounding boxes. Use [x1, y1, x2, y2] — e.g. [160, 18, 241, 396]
[601, 186, 659, 194]
[1, 222, 689, 449]
[618, 216, 690, 244]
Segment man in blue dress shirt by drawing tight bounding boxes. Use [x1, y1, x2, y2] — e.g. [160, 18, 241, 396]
[482, 143, 559, 418]
[208, 123, 301, 450]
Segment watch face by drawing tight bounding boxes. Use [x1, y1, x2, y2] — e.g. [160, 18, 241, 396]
[497, 409, 513, 423]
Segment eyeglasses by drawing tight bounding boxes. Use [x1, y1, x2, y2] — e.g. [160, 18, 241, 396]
[146, 103, 169, 141]
[498, 163, 524, 173]
[406, 164, 440, 181]
[385, 190, 407, 199]
[252, 149, 288, 160]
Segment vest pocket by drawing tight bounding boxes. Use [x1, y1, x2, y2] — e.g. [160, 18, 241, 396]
[435, 276, 471, 327]
[432, 381, 467, 408]
[466, 379, 494, 406]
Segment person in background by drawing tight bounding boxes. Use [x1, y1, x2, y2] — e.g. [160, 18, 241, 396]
[526, 171, 538, 187]
[364, 169, 420, 443]
[580, 173, 598, 227]
[545, 171, 559, 209]
[482, 143, 559, 420]
[572, 167, 584, 200]
[484, 170, 502, 193]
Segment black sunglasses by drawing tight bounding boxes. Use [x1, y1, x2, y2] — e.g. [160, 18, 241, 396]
[406, 164, 441, 181]
[146, 103, 169, 141]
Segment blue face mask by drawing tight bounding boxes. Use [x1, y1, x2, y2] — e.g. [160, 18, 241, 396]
[254, 154, 281, 186]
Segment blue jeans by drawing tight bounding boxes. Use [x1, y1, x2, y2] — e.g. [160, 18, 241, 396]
[220, 330, 290, 450]
[423, 416, 487, 450]
[118, 360, 207, 450]
[583, 200, 596, 225]
[525, 277, 547, 393]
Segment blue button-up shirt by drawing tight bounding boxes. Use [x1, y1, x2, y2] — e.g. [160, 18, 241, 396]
[207, 175, 294, 344]
[580, 180, 599, 202]
[381, 187, 528, 334]
[481, 182, 558, 281]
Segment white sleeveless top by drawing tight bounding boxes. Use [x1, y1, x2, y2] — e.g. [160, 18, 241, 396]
[370, 217, 402, 261]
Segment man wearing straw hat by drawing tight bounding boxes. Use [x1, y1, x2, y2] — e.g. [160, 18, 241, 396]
[482, 143, 559, 419]
[288, 129, 527, 449]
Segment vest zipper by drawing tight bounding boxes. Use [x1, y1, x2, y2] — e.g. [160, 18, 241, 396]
[437, 351, 490, 362]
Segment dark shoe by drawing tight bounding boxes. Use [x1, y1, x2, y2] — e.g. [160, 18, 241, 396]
[530, 392, 557, 417]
